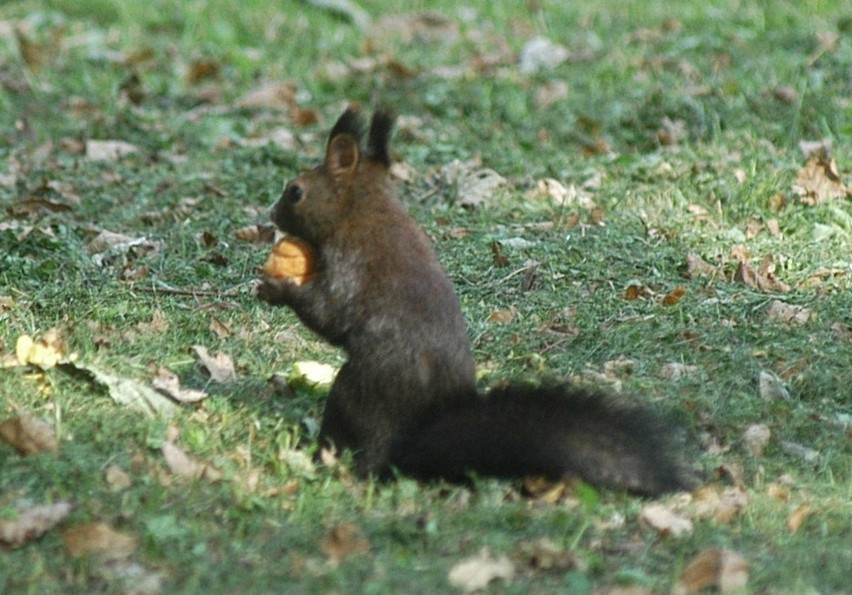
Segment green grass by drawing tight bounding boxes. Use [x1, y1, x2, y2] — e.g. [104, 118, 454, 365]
[1, 0, 850, 592]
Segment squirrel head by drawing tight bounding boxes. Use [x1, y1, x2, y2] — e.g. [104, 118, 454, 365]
[271, 107, 396, 243]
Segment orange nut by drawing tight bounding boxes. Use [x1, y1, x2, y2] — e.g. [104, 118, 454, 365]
[263, 237, 314, 285]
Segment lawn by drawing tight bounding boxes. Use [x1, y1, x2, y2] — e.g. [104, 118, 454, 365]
[1, 0, 850, 592]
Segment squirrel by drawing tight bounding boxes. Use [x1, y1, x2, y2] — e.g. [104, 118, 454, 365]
[257, 107, 694, 496]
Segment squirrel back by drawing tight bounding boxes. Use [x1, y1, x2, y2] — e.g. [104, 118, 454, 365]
[258, 108, 694, 495]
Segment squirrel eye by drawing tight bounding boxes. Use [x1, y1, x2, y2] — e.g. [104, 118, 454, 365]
[284, 184, 305, 204]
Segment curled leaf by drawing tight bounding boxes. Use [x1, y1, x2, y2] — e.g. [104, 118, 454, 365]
[0, 501, 73, 548]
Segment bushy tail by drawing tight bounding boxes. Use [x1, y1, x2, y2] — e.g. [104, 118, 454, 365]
[391, 384, 694, 496]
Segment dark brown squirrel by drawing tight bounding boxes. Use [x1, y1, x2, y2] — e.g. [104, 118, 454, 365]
[257, 107, 694, 496]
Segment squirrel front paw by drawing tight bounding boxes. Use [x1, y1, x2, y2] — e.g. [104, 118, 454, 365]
[255, 275, 300, 306]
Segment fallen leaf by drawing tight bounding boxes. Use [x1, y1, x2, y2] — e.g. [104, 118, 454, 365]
[516, 538, 586, 572]
[0, 501, 73, 548]
[289, 361, 337, 389]
[448, 548, 515, 592]
[791, 156, 849, 205]
[639, 503, 693, 537]
[85, 140, 139, 162]
[527, 178, 597, 209]
[684, 253, 721, 278]
[105, 464, 133, 491]
[208, 317, 232, 339]
[136, 308, 169, 334]
[786, 503, 811, 533]
[519, 36, 569, 74]
[798, 138, 832, 159]
[76, 363, 178, 417]
[831, 321, 852, 342]
[152, 367, 209, 404]
[660, 362, 698, 381]
[674, 548, 749, 594]
[715, 487, 748, 524]
[185, 57, 220, 84]
[766, 300, 810, 325]
[734, 259, 789, 292]
[161, 441, 204, 478]
[320, 523, 370, 564]
[14, 331, 68, 368]
[758, 371, 790, 400]
[193, 345, 237, 383]
[742, 424, 771, 456]
[0, 410, 58, 455]
[488, 309, 515, 324]
[779, 440, 819, 463]
[233, 223, 276, 244]
[88, 231, 162, 267]
[440, 158, 508, 208]
[662, 285, 687, 306]
[62, 522, 137, 559]
[236, 81, 296, 110]
[623, 283, 654, 301]
[766, 483, 790, 502]
[306, 0, 370, 28]
[534, 80, 569, 110]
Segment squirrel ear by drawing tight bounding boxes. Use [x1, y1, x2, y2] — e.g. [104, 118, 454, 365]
[366, 109, 395, 167]
[326, 134, 360, 178]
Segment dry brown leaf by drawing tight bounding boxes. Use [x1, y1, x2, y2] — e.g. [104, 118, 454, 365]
[0, 410, 58, 455]
[0, 501, 72, 548]
[160, 441, 221, 481]
[766, 483, 790, 502]
[62, 522, 138, 559]
[209, 317, 232, 339]
[786, 503, 812, 533]
[185, 57, 220, 84]
[831, 321, 852, 342]
[660, 362, 698, 381]
[516, 538, 586, 572]
[152, 367, 208, 404]
[534, 80, 569, 110]
[715, 487, 748, 524]
[674, 548, 749, 594]
[448, 548, 515, 592]
[792, 156, 849, 205]
[369, 12, 459, 47]
[105, 464, 133, 491]
[236, 81, 296, 110]
[742, 424, 771, 456]
[639, 503, 693, 537]
[798, 138, 832, 159]
[233, 223, 276, 244]
[85, 140, 139, 162]
[766, 300, 811, 325]
[193, 345, 237, 383]
[685, 253, 721, 278]
[758, 370, 790, 400]
[662, 285, 687, 306]
[623, 283, 654, 301]
[16, 328, 67, 368]
[320, 522, 370, 564]
[488, 309, 515, 324]
[734, 259, 790, 292]
[440, 158, 507, 208]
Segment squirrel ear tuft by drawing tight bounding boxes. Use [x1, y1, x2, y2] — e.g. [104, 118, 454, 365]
[366, 109, 396, 167]
[326, 134, 360, 177]
[328, 108, 365, 145]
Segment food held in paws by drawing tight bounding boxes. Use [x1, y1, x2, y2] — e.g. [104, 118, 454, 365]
[263, 238, 314, 285]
